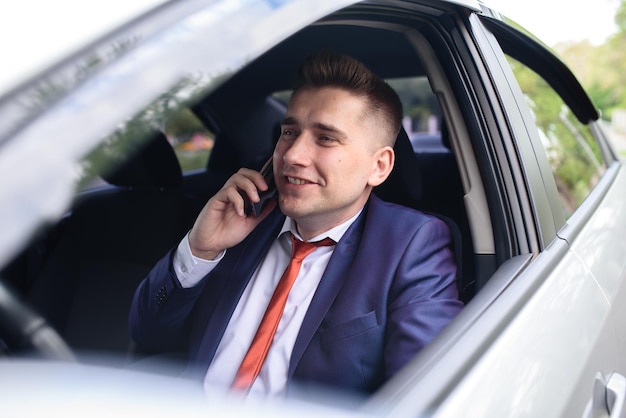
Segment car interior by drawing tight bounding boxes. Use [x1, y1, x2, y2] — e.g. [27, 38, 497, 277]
[1, 9, 500, 371]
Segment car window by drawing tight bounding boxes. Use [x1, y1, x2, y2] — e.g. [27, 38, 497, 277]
[505, 55, 607, 218]
[166, 107, 214, 172]
[387, 77, 443, 152]
[76, 83, 213, 191]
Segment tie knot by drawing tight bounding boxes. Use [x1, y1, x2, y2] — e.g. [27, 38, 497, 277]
[291, 234, 335, 260]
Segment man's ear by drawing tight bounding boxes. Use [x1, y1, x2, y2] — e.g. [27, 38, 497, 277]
[368, 146, 395, 187]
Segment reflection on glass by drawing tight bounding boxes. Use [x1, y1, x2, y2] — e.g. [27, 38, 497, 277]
[1, 38, 140, 145]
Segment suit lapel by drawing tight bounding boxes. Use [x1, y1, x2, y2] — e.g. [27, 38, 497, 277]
[287, 206, 367, 376]
[191, 208, 285, 373]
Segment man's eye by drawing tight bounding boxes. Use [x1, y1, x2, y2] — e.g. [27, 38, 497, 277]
[319, 135, 335, 143]
[282, 129, 295, 137]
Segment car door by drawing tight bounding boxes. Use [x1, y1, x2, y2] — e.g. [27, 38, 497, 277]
[367, 5, 626, 418]
[481, 15, 626, 417]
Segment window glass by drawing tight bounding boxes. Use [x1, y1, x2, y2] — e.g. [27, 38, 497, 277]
[76, 79, 213, 191]
[505, 56, 606, 217]
[387, 77, 443, 152]
[165, 107, 213, 172]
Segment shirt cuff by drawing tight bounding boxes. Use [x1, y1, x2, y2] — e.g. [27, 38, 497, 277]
[173, 233, 225, 288]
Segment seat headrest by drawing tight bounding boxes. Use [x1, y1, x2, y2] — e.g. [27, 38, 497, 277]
[103, 131, 182, 188]
[374, 127, 422, 206]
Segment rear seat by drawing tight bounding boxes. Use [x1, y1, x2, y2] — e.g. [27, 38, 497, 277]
[26, 131, 203, 358]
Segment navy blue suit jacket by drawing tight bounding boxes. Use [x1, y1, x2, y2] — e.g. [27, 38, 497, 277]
[129, 195, 463, 394]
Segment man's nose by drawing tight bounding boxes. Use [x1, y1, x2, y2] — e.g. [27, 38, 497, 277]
[282, 134, 311, 166]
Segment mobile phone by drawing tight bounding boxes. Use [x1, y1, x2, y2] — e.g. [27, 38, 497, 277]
[244, 157, 277, 217]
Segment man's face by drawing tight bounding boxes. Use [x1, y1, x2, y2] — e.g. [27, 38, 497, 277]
[273, 86, 393, 238]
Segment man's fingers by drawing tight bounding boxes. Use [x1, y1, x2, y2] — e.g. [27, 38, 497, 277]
[235, 168, 269, 192]
[223, 186, 249, 217]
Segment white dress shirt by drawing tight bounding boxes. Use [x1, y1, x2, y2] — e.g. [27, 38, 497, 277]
[172, 212, 360, 396]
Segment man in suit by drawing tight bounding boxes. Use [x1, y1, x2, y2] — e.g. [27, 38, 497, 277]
[129, 50, 463, 396]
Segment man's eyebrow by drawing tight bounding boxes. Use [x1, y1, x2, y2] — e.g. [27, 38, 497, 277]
[281, 116, 298, 125]
[313, 122, 347, 139]
[280, 117, 348, 139]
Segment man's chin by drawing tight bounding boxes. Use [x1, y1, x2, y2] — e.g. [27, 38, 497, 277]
[277, 198, 317, 220]
[278, 200, 303, 218]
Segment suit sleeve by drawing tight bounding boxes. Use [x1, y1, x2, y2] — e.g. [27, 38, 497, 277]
[384, 216, 463, 378]
[128, 249, 208, 348]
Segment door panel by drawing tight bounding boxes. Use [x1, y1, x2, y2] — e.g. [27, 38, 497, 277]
[568, 165, 626, 368]
[433, 250, 614, 417]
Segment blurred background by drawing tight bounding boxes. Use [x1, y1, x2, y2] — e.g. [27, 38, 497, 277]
[489, 0, 626, 155]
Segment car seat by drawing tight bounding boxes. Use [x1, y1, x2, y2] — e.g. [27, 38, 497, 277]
[26, 131, 203, 359]
[374, 127, 473, 302]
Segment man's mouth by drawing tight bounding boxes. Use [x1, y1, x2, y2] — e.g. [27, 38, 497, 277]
[286, 176, 308, 185]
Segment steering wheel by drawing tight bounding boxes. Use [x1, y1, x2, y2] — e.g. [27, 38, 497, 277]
[0, 279, 75, 360]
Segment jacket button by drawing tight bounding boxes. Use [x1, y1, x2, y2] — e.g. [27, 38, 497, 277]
[154, 286, 167, 305]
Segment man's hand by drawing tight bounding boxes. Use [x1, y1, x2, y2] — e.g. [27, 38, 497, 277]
[188, 168, 276, 260]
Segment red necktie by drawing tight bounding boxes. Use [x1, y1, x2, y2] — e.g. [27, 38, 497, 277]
[231, 233, 334, 393]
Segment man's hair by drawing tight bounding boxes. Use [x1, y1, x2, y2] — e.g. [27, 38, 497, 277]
[291, 50, 403, 146]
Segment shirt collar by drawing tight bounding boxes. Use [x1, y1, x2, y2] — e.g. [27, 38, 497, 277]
[278, 208, 363, 244]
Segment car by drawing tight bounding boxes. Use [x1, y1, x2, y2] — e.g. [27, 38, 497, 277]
[1, 0, 625, 416]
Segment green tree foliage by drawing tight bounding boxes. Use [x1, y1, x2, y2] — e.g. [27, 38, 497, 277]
[166, 107, 209, 142]
[557, 0, 626, 117]
[616, 0, 626, 31]
[508, 57, 605, 215]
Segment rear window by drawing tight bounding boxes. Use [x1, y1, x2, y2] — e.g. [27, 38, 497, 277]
[76, 103, 213, 192]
